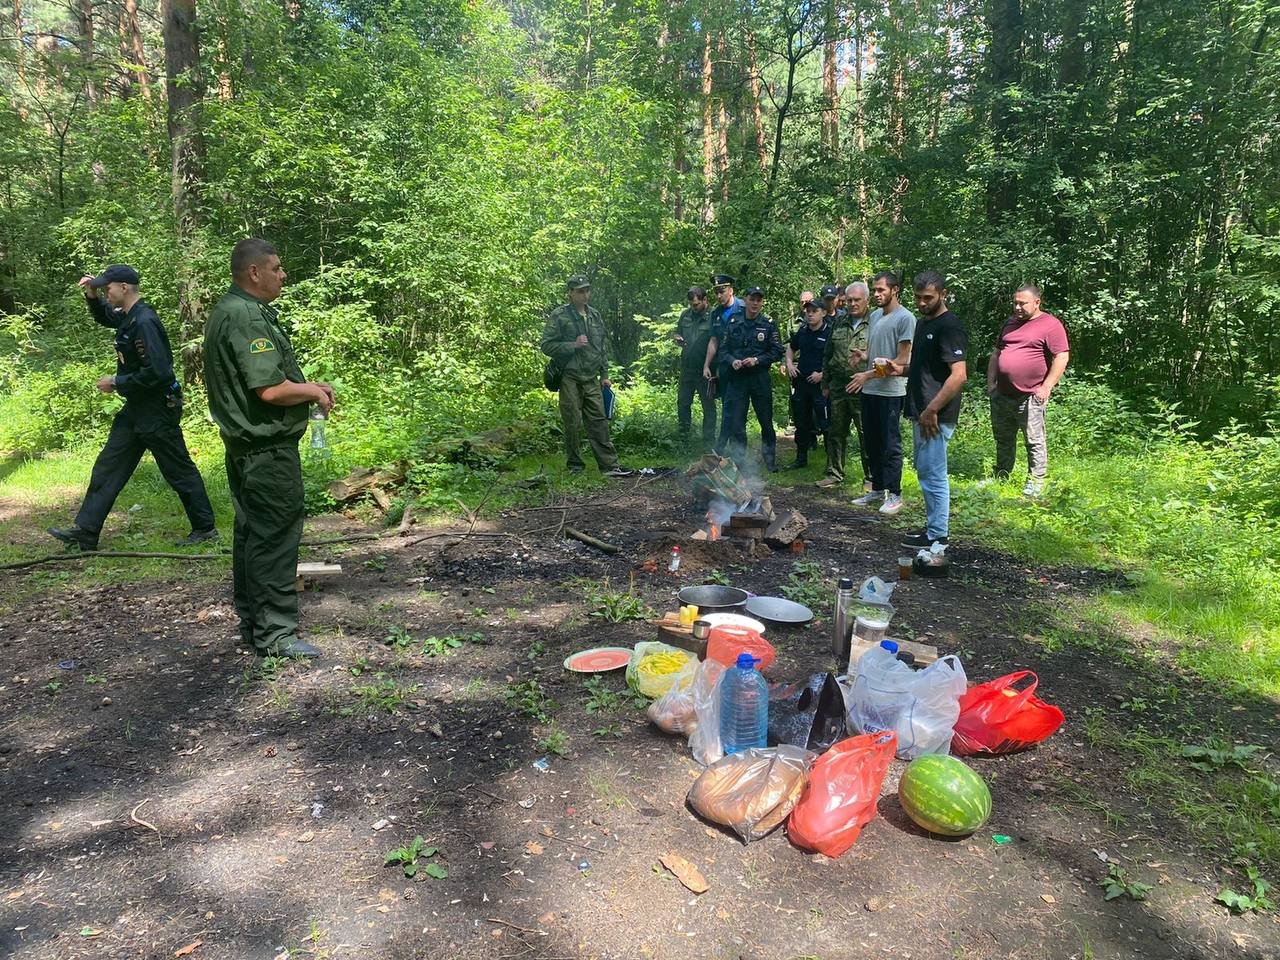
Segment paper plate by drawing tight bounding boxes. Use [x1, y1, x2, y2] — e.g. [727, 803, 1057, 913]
[563, 647, 633, 673]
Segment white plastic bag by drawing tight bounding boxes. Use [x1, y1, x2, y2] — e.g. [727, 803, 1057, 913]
[848, 649, 967, 760]
[688, 659, 728, 765]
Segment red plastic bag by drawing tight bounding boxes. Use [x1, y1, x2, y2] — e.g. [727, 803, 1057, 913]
[951, 671, 1064, 756]
[787, 731, 896, 857]
[706, 625, 776, 671]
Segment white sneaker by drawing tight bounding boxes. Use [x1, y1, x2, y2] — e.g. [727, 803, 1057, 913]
[1022, 478, 1045, 498]
[852, 490, 884, 507]
[879, 493, 903, 515]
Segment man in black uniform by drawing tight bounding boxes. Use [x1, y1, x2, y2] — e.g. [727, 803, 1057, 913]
[784, 299, 831, 468]
[48, 265, 216, 551]
[718, 287, 784, 471]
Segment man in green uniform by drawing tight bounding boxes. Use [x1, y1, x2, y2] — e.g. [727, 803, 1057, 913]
[541, 275, 635, 477]
[203, 238, 334, 659]
[819, 282, 871, 489]
[672, 285, 716, 445]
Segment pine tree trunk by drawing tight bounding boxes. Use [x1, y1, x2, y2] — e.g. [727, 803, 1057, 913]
[12, 0, 27, 117]
[822, 0, 840, 154]
[77, 0, 97, 103]
[701, 24, 716, 222]
[162, 0, 206, 383]
[853, 7, 868, 258]
[984, 0, 1024, 218]
[124, 0, 151, 101]
[747, 29, 768, 170]
[716, 34, 730, 202]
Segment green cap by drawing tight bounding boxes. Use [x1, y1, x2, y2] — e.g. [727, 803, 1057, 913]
[566, 275, 591, 291]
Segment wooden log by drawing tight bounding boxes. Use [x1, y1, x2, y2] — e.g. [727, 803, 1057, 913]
[370, 487, 393, 512]
[564, 527, 621, 554]
[764, 508, 809, 548]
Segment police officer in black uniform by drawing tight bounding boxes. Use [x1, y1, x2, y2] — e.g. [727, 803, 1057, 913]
[47, 265, 216, 551]
[718, 286, 784, 471]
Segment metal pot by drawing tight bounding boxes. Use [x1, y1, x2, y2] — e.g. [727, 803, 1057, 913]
[677, 584, 749, 613]
[690, 619, 712, 641]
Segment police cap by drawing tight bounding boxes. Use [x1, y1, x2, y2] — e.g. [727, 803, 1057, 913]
[91, 264, 141, 287]
[710, 273, 735, 288]
[820, 284, 841, 299]
[744, 286, 765, 298]
[802, 299, 824, 312]
[566, 275, 591, 291]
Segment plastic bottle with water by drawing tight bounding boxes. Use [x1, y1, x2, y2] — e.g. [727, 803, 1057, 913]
[719, 653, 768, 754]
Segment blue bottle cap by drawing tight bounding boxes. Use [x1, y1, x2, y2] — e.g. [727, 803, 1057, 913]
[879, 640, 899, 654]
[735, 653, 760, 670]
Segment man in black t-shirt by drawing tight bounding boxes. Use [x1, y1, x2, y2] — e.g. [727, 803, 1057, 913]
[887, 271, 968, 550]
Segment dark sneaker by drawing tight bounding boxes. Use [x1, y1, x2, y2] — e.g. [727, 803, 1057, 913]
[784, 460, 808, 470]
[279, 640, 321, 659]
[175, 528, 219, 546]
[901, 530, 948, 550]
[603, 466, 637, 478]
[567, 464, 585, 475]
[48, 525, 98, 551]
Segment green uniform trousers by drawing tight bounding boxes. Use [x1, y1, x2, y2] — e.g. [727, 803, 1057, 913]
[226, 441, 305, 654]
[559, 374, 620, 471]
[825, 391, 869, 483]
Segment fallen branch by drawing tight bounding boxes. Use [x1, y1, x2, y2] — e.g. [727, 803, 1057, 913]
[397, 504, 414, 535]
[129, 798, 161, 843]
[486, 918, 545, 936]
[0, 550, 225, 571]
[564, 527, 620, 554]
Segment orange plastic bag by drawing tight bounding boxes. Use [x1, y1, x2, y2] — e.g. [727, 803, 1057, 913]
[706, 625, 776, 671]
[951, 671, 1064, 756]
[787, 731, 896, 857]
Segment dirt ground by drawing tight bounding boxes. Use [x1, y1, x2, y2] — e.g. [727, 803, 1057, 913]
[2, 464, 1279, 960]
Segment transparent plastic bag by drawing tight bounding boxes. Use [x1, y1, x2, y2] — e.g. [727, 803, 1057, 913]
[687, 744, 817, 843]
[688, 659, 728, 765]
[626, 641, 697, 700]
[647, 673, 697, 735]
[849, 650, 967, 760]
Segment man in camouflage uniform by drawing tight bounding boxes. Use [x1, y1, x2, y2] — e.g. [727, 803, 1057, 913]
[820, 283, 871, 489]
[672, 285, 716, 445]
[540, 275, 635, 477]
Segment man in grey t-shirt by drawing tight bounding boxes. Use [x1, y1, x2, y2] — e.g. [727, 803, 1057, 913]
[848, 271, 915, 515]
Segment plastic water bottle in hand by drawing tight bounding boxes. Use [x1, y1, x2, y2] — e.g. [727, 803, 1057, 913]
[309, 407, 327, 450]
[719, 653, 768, 754]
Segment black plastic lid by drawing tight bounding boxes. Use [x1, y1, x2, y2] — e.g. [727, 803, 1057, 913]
[838, 577, 854, 589]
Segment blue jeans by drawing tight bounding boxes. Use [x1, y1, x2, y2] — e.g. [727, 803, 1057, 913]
[911, 420, 955, 540]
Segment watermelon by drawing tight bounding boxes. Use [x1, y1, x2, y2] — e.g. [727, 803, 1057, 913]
[897, 754, 992, 836]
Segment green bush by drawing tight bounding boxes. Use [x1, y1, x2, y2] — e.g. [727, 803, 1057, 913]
[0, 363, 116, 455]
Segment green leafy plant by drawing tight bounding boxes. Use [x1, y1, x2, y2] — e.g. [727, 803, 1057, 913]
[582, 676, 623, 714]
[84, 673, 106, 685]
[384, 625, 414, 649]
[383, 835, 446, 879]
[505, 678, 558, 723]
[582, 577, 654, 623]
[1215, 867, 1274, 914]
[364, 555, 388, 572]
[527, 638, 547, 660]
[421, 633, 470, 657]
[43, 680, 62, 695]
[539, 728, 570, 757]
[1181, 741, 1265, 773]
[1099, 863, 1152, 901]
[592, 722, 623, 740]
[781, 558, 828, 611]
[350, 655, 371, 676]
[352, 677, 418, 713]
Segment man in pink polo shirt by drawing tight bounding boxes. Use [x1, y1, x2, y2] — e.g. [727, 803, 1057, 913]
[986, 284, 1070, 497]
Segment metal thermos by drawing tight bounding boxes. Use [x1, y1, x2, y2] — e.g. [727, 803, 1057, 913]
[832, 577, 855, 665]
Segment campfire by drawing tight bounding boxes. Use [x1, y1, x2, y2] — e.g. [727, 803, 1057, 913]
[685, 455, 806, 549]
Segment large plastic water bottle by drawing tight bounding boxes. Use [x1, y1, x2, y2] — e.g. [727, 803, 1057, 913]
[719, 653, 768, 754]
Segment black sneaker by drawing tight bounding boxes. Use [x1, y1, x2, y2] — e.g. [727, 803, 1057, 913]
[175, 528, 219, 546]
[48, 525, 98, 551]
[784, 460, 808, 470]
[901, 530, 948, 550]
[279, 640, 321, 659]
[603, 466, 637, 478]
[566, 464, 585, 475]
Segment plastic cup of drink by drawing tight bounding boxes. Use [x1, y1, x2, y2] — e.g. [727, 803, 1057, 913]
[898, 556, 913, 580]
[874, 358, 890, 376]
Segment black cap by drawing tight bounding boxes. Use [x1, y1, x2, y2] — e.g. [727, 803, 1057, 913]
[802, 300, 824, 311]
[566, 274, 591, 291]
[710, 273, 735, 288]
[91, 264, 140, 287]
[744, 286, 765, 298]
[820, 284, 840, 299]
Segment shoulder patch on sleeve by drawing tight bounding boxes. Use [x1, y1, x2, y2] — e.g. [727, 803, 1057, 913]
[248, 337, 276, 355]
